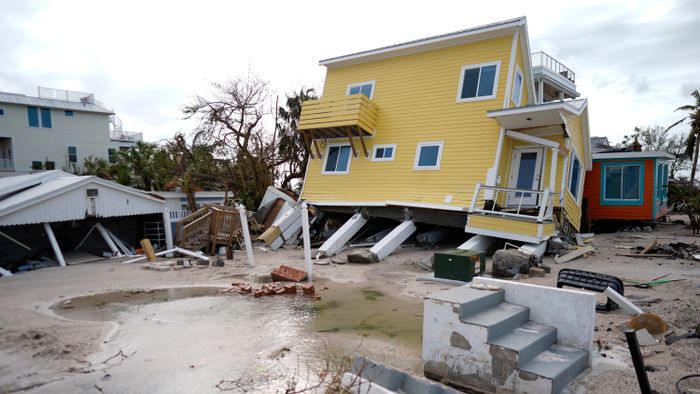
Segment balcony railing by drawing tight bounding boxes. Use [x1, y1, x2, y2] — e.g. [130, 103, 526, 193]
[169, 209, 191, 222]
[299, 94, 379, 138]
[0, 158, 14, 171]
[468, 183, 556, 223]
[531, 52, 575, 83]
[110, 130, 143, 142]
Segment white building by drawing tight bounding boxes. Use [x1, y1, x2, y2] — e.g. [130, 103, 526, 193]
[0, 87, 143, 177]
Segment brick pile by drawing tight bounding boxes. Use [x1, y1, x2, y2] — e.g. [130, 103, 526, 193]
[219, 282, 316, 298]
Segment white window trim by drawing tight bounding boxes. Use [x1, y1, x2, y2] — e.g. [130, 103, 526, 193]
[413, 141, 444, 171]
[511, 66, 523, 107]
[346, 80, 376, 99]
[371, 144, 396, 162]
[603, 163, 642, 201]
[456, 61, 501, 103]
[567, 150, 584, 204]
[321, 142, 352, 175]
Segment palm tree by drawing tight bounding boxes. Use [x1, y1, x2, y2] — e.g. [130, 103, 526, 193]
[668, 90, 700, 184]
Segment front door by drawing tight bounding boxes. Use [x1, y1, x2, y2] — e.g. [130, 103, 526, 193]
[507, 147, 543, 206]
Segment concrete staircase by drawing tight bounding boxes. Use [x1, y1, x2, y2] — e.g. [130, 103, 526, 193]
[423, 285, 591, 394]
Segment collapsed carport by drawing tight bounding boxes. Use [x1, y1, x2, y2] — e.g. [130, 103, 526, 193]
[0, 170, 169, 275]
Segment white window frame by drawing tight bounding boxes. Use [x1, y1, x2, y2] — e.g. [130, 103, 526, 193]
[346, 80, 376, 99]
[371, 144, 396, 162]
[456, 61, 501, 103]
[321, 142, 352, 175]
[67, 145, 78, 164]
[567, 150, 584, 204]
[511, 66, 524, 107]
[413, 141, 444, 171]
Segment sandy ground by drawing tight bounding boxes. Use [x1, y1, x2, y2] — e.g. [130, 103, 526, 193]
[0, 222, 698, 393]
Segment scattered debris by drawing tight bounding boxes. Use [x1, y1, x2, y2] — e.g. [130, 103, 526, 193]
[554, 245, 595, 264]
[218, 281, 315, 298]
[635, 329, 658, 346]
[470, 283, 501, 291]
[664, 324, 700, 345]
[629, 312, 668, 335]
[140, 239, 157, 262]
[347, 249, 379, 264]
[557, 269, 624, 311]
[639, 239, 658, 255]
[492, 249, 537, 278]
[270, 265, 307, 282]
[528, 266, 546, 277]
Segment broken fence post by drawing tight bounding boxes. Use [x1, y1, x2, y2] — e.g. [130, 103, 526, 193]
[301, 202, 313, 281]
[43, 222, 66, 267]
[238, 204, 254, 267]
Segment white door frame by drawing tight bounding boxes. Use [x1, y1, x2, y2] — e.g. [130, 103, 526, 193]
[507, 146, 544, 206]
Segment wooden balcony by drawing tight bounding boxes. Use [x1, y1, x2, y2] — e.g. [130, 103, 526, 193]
[299, 94, 379, 158]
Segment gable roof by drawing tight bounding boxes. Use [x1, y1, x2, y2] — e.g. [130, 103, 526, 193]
[0, 171, 163, 226]
[0, 92, 114, 114]
[320, 17, 526, 69]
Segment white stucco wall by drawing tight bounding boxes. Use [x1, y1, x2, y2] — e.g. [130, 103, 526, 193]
[0, 102, 135, 176]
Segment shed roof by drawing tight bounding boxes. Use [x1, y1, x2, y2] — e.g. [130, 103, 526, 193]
[0, 171, 163, 226]
[0, 92, 114, 114]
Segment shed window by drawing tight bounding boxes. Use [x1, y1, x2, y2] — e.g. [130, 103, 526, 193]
[372, 144, 395, 161]
[323, 144, 352, 174]
[603, 164, 642, 202]
[44, 161, 55, 170]
[31, 161, 43, 170]
[414, 141, 443, 170]
[457, 61, 500, 102]
[68, 146, 78, 163]
[0, 108, 5, 116]
[657, 162, 668, 201]
[346, 81, 375, 99]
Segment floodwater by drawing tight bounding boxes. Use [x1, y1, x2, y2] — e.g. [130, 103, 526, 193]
[44, 283, 423, 393]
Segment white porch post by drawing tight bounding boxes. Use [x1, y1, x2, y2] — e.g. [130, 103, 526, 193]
[301, 203, 313, 281]
[549, 148, 559, 192]
[162, 208, 174, 251]
[43, 222, 66, 267]
[238, 204, 255, 267]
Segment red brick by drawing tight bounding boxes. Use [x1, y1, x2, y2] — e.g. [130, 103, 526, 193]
[271, 265, 308, 282]
[302, 284, 315, 296]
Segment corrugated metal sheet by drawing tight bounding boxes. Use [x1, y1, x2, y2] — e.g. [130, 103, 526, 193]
[0, 171, 164, 226]
[0, 92, 113, 114]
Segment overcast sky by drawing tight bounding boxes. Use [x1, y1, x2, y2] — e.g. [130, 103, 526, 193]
[1, 0, 698, 144]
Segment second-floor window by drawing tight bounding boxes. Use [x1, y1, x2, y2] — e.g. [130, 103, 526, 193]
[108, 148, 117, 163]
[65, 110, 74, 117]
[346, 81, 375, 99]
[414, 141, 444, 170]
[27, 107, 52, 128]
[511, 67, 523, 106]
[67, 146, 78, 163]
[372, 144, 396, 161]
[457, 61, 500, 102]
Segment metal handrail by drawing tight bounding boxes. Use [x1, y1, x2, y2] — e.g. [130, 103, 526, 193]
[469, 183, 555, 223]
[531, 51, 576, 83]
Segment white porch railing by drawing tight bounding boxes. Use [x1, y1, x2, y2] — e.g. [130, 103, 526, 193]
[468, 183, 556, 223]
[169, 209, 191, 222]
[0, 158, 14, 171]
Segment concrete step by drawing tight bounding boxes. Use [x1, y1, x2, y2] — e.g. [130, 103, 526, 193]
[462, 302, 530, 341]
[489, 321, 557, 366]
[519, 344, 589, 394]
[425, 286, 505, 320]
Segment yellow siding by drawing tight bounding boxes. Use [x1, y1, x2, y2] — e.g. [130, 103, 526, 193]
[302, 35, 515, 206]
[563, 191, 581, 231]
[467, 215, 539, 237]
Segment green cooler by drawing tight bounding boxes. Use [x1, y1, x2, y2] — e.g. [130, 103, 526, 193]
[433, 249, 486, 282]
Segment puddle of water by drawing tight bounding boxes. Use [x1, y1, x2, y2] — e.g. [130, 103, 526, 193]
[311, 283, 423, 350]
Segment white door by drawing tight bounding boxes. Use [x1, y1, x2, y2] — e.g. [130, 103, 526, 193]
[507, 148, 544, 206]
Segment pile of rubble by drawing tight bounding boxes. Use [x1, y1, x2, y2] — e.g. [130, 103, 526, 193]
[219, 281, 316, 298]
[652, 242, 700, 259]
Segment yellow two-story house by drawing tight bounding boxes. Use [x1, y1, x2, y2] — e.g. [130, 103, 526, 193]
[298, 17, 591, 256]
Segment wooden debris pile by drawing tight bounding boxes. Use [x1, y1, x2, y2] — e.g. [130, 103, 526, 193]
[219, 282, 317, 298]
[617, 239, 700, 259]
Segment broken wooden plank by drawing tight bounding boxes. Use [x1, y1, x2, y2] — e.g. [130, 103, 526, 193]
[616, 253, 674, 258]
[140, 239, 157, 262]
[603, 287, 643, 315]
[575, 234, 585, 246]
[639, 239, 657, 255]
[554, 245, 595, 264]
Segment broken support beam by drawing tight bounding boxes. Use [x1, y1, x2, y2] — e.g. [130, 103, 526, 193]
[43, 222, 66, 267]
[318, 212, 367, 258]
[0, 230, 31, 251]
[95, 223, 121, 257]
[238, 204, 254, 267]
[0, 267, 13, 277]
[369, 220, 416, 260]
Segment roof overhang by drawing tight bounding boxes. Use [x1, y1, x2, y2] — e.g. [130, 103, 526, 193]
[320, 17, 525, 69]
[593, 151, 675, 160]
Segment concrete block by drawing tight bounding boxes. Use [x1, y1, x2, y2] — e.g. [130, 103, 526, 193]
[492, 249, 534, 278]
[370, 220, 416, 260]
[319, 213, 367, 257]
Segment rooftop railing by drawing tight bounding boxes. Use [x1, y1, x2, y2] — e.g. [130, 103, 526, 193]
[531, 52, 576, 83]
[110, 130, 143, 142]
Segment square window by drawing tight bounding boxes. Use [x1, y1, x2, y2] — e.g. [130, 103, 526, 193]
[414, 142, 443, 170]
[68, 146, 78, 163]
[31, 161, 43, 170]
[372, 144, 396, 161]
[603, 163, 642, 203]
[28, 107, 52, 127]
[457, 62, 500, 102]
[346, 81, 375, 99]
[65, 110, 74, 117]
[108, 148, 117, 164]
[511, 68, 523, 106]
[322, 144, 352, 174]
[44, 161, 55, 170]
